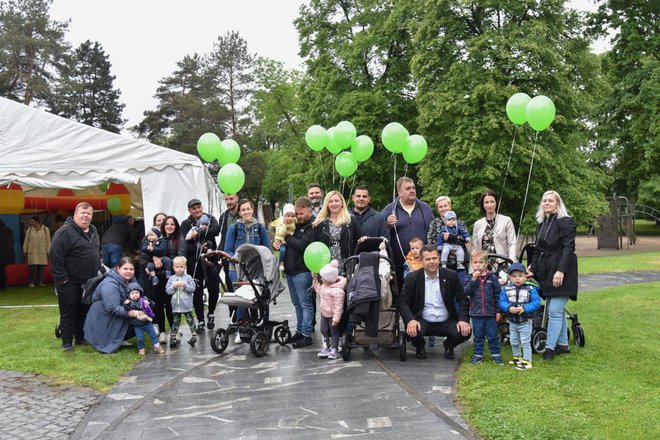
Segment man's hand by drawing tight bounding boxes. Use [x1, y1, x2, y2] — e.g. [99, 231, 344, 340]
[406, 319, 421, 337]
[456, 320, 471, 337]
[387, 214, 397, 226]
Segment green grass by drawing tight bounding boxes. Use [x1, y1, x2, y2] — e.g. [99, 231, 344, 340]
[0, 287, 141, 392]
[456, 282, 660, 440]
[579, 251, 660, 274]
[635, 219, 660, 236]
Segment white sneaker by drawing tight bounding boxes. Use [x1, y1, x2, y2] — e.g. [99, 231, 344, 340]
[153, 324, 159, 335]
[234, 332, 242, 344]
[159, 332, 167, 344]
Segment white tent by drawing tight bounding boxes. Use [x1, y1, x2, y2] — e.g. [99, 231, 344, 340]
[0, 97, 223, 224]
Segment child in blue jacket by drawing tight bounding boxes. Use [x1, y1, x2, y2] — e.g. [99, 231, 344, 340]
[499, 262, 542, 371]
[437, 211, 470, 269]
[465, 249, 502, 365]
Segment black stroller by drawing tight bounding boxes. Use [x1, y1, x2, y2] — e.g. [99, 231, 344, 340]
[208, 244, 291, 357]
[341, 237, 407, 361]
[490, 244, 585, 353]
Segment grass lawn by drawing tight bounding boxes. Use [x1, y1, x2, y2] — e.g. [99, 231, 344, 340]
[579, 251, 660, 274]
[634, 220, 659, 236]
[0, 286, 141, 392]
[456, 282, 660, 440]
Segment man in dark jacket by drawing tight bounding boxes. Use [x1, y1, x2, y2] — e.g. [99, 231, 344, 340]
[50, 202, 100, 351]
[274, 197, 315, 348]
[216, 193, 240, 292]
[178, 198, 220, 333]
[350, 185, 390, 240]
[399, 245, 471, 360]
[101, 215, 134, 268]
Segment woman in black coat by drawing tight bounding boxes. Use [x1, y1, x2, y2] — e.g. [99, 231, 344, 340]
[528, 190, 578, 360]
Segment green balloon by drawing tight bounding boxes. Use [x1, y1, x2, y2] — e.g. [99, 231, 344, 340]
[326, 127, 343, 154]
[98, 182, 108, 192]
[217, 163, 245, 195]
[303, 241, 331, 273]
[219, 139, 241, 165]
[381, 122, 409, 153]
[526, 95, 556, 131]
[402, 134, 428, 164]
[506, 93, 531, 125]
[351, 135, 374, 162]
[305, 125, 328, 152]
[197, 133, 221, 162]
[334, 120, 357, 149]
[107, 196, 121, 214]
[335, 151, 358, 177]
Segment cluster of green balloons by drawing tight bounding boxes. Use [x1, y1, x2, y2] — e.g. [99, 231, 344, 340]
[506, 93, 556, 131]
[381, 122, 428, 164]
[303, 241, 331, 273]
[197, 133, 246, 194]
[305, 121, 374, 178]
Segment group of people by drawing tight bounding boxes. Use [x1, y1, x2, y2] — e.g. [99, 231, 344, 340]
[47, 178, 578, 369]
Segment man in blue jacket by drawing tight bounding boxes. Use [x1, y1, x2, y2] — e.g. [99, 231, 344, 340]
[350, 185, 390, 240]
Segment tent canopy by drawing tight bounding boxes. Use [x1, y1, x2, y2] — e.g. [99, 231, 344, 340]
[0, 97, 223, 224]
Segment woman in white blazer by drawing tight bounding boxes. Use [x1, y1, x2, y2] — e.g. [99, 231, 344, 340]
[472, 189, 517, 267]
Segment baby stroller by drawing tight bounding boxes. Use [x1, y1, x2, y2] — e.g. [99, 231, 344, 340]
[340, 237, 407, 361]
[490, 244, 585, 353]
[208, 244, 291, 357]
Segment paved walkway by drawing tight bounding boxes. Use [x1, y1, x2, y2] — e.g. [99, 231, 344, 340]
[3, 270, 660, 440]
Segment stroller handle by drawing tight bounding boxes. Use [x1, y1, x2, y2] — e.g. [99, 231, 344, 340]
[487, 253, 514, 265]
[202, 249, 238, 264]
[342, 253, 395, 273]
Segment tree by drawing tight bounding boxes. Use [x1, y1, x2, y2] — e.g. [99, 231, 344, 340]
[0, 0, 70, 106]
[50, 40, 125, 132]
[590, 0, 659, 200]
[410, 0, 610, 231]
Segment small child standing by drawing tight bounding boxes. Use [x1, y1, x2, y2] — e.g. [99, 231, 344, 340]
[123, 283, 165, 355]
[142, 227, 172, 286]
[464, 249, 502, 365]
[165, 256, 198, 347]
[403, 237, 424, 278]
[271, 203, 297, 271]
[499, 262, 541, 370]
[313, 260, 346, 360]
[437, 211, 470, 269]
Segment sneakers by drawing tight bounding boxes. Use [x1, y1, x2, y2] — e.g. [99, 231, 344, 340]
[429, 336, 437, 347]
[153, 324, 160, 335]
[469, 355, 483, 365]
[29, 283, 35, 288]
[327, 348, 338, 360]
[138, 348, 146, 356]
[235, 332, 243, 344]
[317, 347, 330, 358]
[492, 355, 504, 365]
[515, 360, 532, 370]
[62, 342, 73, 352]
[207, 314, 215, 330]
[169, 333, 178, 347]
[289, 332, 304, 344]
[197, 321, 205, 333]
[153, 345, 165, 354]
[188, 334, 197, 346]
[508, 356, 521, 366]
[292, 336, 313, 348]
[159, 332, 167, 344]
[543, 348, 555, 360]
[555, 345, 571, 355]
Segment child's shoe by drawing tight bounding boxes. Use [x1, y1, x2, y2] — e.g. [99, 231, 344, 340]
[197, 321, 205, 333]
[138, 348, 146, 356]
[429, 336, 437, 347]
[235, 332, 242, 344]
[159, 332, 167, 344]
[327, 348, 338, 360]
[207, 314, 215, 330]
[491, 354, 504, 365]
[469, 355, 483, 365]
[169, 333, 178, 347]
[515, 360, 532, 371]
[165, 271, 171, 278]
[153, 345, 165, 354]
[508, 356, 521, 366]
[151, 276, 159, 286]
[188, 334, 197, 346]
[317, 347, 330, 358]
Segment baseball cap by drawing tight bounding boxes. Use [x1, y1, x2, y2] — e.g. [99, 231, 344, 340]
[188, 198, 202, 208]
[508, 262, 527, 274]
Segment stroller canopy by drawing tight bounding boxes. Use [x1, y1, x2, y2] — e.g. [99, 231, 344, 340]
[235, 244, 285, 296]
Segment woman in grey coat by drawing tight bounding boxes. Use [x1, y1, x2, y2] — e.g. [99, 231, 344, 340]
[84, 257, 149, 353]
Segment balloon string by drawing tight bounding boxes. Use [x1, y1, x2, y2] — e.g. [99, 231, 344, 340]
[348, 170, 358, 201]
[332, 153, 336, 188]
[341, 177, 346, 196]
[392, 153, 397, 203]
[499, 124, 518, 215]
[517, 132, 538, 239]
[403, 163, 409, 178]
[317, 152, 327, 190]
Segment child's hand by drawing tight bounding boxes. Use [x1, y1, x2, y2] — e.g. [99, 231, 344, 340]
[331, 320, 339, 327]
[517, 306, 525, 314]
[124, 299, 130, 305]
[472, 270, 480, 280]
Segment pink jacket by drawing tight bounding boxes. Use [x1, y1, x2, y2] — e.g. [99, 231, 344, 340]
[314, 276, 346, 323]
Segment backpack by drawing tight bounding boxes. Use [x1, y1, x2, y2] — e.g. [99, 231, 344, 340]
[81, 266, 109, 305]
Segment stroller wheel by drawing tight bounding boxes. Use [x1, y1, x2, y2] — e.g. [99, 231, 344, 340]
[532, 329, 547, 354]
[250, 332, 269, 357]
[341, 334, 352, 361]
[572, 323, 585, 347]
[498, 322, 510, 344]
[210, 329, 229, 354]
[55, 323, 61, 339]
[274, 326, 291, 346]
[398, 331, 407, 362]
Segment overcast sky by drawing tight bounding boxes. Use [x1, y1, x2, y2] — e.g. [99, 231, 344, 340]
[49, 0, 609, 134]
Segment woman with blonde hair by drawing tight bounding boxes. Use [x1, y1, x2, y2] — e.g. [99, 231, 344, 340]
[528, 190, 578, 360]
[312, 191, 362, 272]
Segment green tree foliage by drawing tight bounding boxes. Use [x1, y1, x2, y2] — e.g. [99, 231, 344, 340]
[0, 0, 70, 105]
[410, 0, 609, 231]
[590, 0, 659, 201]
[50, 40, 125, 133]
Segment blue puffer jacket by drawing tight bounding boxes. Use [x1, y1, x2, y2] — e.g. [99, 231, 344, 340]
[464, 272, 501, 317]
[499, 281, 542, 323]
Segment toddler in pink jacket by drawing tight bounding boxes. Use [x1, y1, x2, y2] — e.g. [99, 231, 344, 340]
[313, 260, 346, 360]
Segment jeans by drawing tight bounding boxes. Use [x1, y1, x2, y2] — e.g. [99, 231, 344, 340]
[546, 296, 569, 350]
[286, 272, 313, 337]
[134, 322, 159, 349]
[510, 320, 533, 361]
[101, 243, 124, 269]
[471, 316, 500, 356]
[28, 265, 45, 285]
